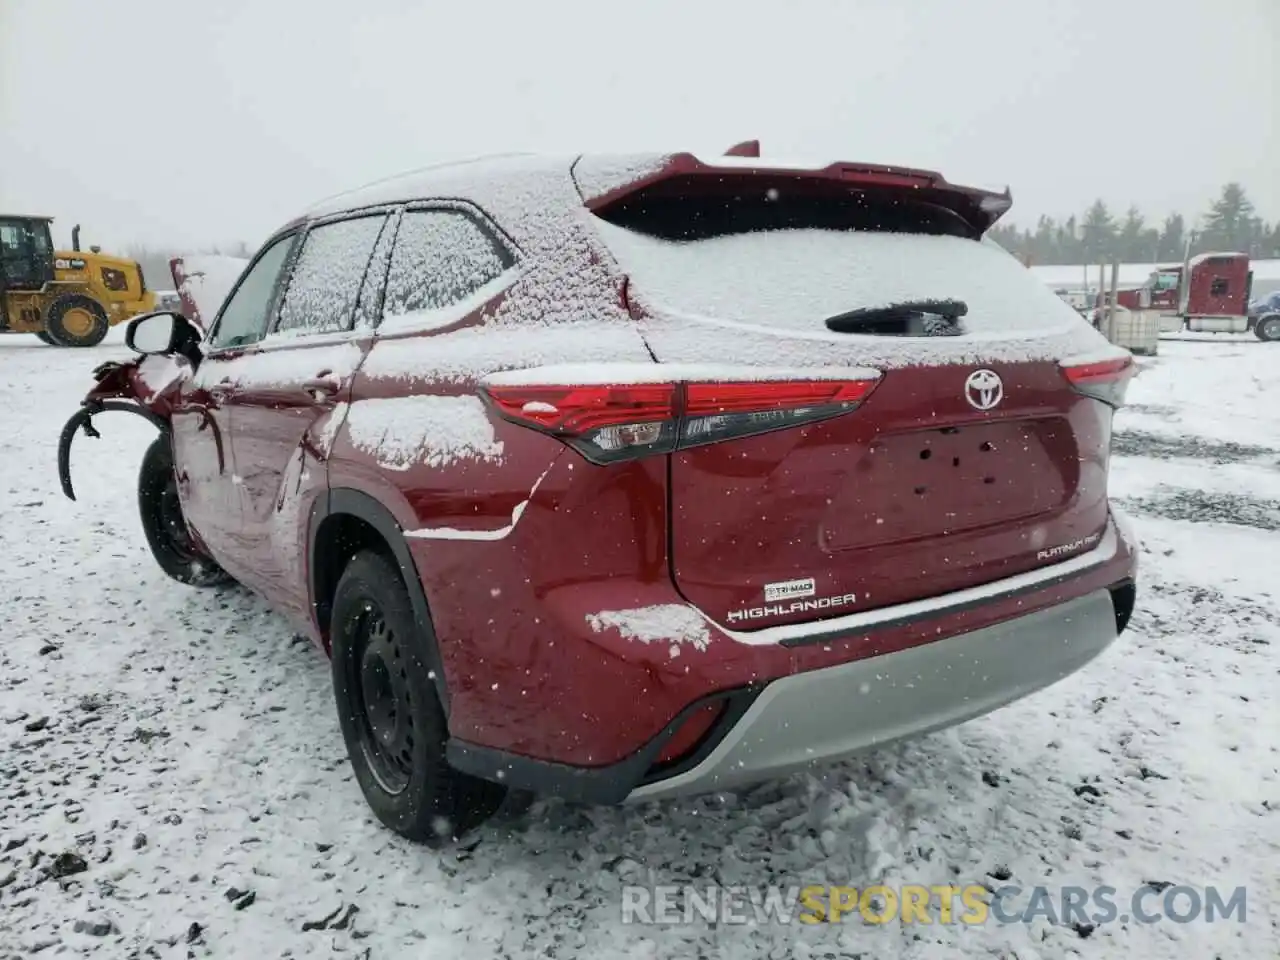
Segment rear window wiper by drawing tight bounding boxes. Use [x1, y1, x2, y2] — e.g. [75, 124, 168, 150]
[825, 299, 968, 336]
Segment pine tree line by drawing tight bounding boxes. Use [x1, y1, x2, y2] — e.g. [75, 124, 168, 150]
[988, 183, 1280, 266]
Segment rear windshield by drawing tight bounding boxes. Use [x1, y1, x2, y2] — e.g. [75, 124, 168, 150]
[595, 175, 977, 242]
[591, 185, 1083, 339]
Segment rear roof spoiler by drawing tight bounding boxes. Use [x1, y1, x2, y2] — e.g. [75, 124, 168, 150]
[577, 148, 1013, 234]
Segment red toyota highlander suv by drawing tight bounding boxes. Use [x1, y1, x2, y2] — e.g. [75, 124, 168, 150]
[58, 149, 1139, 845]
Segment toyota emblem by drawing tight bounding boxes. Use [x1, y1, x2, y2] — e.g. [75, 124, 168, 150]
[964, 369, 1004, 411]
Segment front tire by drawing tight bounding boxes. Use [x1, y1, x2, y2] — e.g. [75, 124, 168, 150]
[1255, 314, 1280, 342]
[330, 550, 505, 845]
[138, 436, 234, 587]
[35, 331, 56, 345]
[45, 295, 110, 347]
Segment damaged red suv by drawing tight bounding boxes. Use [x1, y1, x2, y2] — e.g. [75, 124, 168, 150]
[58, 148, 1139, 844]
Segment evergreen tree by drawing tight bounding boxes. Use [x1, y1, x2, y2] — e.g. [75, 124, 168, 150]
[1080, 200, 1117, 263]
[1200, 183, 1256, 252]
[1118, 207, 1148, 261]
[1157, 214, 1186, 262]
[1058, 216, 1082, 264]
[1265, 223, 1280, 259]
[1030, 215, 1057, 264]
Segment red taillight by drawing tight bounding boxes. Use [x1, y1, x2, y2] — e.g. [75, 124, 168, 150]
[684, 379, 877, 415]
[481, 374, 881, 464]
[681, 379, 879, 451]
[483, 383, 674, 433]
[483, 383, 679, 463]
[1060, 355, 1135, 408]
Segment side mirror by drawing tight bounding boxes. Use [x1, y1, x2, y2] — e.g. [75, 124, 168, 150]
[125, 310, 198, 356]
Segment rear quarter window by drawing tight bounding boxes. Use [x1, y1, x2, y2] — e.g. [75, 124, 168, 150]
[381, 210, 514, 326]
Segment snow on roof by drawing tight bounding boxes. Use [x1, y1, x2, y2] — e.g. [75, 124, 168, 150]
[570, 152, 672, 202]
[1188, 251, 1247, 267]
[304, 153, 535, 212]
[303, 154, 580, 244]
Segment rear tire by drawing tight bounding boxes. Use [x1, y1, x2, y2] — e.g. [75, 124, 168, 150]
[1255, 314, 1280, 342]
[138, 436, 234, 587]
[330, 550, 506, 845]
[46, 294, 109, 347]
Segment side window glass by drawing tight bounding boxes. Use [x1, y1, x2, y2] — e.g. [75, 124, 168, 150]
[0, 223, 21, 251]
[353, 213, 398, 331]
[382, 210, 514, 321]
[208, 236, 294, 350]
[275, 215, 385, 338]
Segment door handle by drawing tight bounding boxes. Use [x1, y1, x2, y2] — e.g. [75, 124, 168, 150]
[303, 376, 341, 401]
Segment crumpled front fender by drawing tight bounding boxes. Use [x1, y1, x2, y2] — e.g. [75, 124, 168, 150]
[58, 402, 168, 500]
[57, 357, 181, 501]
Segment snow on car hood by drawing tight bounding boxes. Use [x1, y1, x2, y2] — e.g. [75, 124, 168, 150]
[171, 254, 249, 331]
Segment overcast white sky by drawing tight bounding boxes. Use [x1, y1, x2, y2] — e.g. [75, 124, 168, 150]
[1, 0, 1275, 251]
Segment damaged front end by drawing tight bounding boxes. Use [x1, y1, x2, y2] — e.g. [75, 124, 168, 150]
[59, 307, 205, 501]
[58, 358, 175, 501]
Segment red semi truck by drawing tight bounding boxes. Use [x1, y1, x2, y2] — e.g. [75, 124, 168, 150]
[1097, 252, 1276, 341]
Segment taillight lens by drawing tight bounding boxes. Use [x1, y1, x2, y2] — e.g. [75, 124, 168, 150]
[481, 374, 881, 464]
[682, 379, 878, 449]
[1060, 355, 1134, 408]
[482, 383, 678, 463]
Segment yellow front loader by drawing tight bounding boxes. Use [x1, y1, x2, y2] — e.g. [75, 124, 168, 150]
[0, 216, 156, 347]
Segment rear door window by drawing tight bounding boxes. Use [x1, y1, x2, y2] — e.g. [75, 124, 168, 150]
[380, 209, 515, 330]
[274, 215, 387, 338]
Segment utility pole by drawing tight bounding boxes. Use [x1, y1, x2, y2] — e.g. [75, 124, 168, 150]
[1107, 261, 1120, 342]
[1098, 263, 1107, 333]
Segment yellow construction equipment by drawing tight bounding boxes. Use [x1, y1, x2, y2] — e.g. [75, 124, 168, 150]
[1, 216, 156, 346]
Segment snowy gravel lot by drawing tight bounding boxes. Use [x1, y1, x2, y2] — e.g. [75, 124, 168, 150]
[1, 331, 1276, 960]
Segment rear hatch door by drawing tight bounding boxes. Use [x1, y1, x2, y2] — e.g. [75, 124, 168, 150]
[586, 162, 1124, 630]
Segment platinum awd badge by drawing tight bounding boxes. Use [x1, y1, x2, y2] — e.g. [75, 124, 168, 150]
[763, 577, 815, 602]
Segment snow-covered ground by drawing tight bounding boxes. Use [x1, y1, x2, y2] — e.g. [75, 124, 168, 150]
[1, 330, 1276, 959]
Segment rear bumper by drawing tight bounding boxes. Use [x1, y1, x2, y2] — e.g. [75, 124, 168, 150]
[447, 509, 1138, 803]
[448, 575, 1133, 804]
[626, 586, 1119, 801]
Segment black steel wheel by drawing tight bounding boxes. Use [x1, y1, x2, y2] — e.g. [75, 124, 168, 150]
[350, 608, 416, 795]
[330, 550, 506, 844]
[137, 436, 234, 587]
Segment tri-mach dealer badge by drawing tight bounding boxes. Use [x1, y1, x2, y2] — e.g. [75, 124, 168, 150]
[763, 577, 816, 602]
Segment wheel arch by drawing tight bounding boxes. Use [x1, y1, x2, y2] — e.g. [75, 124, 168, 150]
[308, 488, 450, 714]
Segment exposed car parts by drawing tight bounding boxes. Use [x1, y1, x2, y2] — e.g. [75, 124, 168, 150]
[58, 399, 167, 501]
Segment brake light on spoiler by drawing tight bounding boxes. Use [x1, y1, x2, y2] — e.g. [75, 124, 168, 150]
[1059, 355, 1135, 408]
[481, 365, 883, 464]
